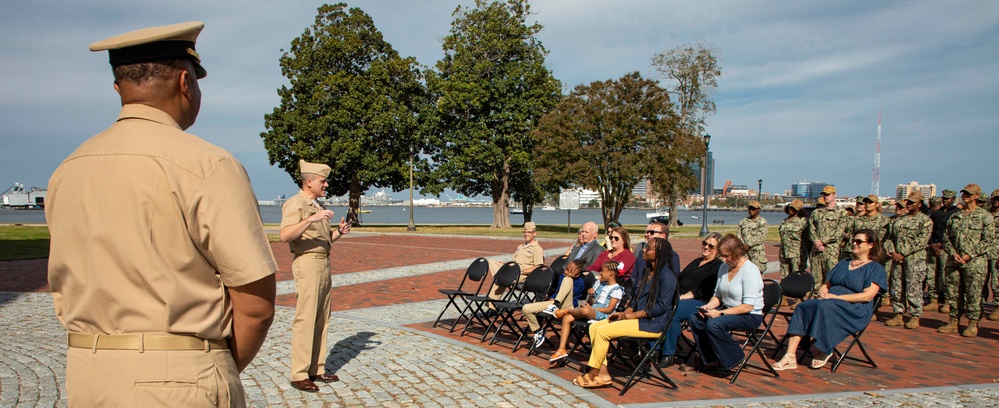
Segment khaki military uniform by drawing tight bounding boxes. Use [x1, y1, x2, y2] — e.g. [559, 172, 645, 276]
[943, 207, 995, 321]
[778, 215, 808, 278]
[739, 215, 769, 273]
[887, 212, 932, 317]
[808, 206, 847, 290]
[282, 190, 337, 382]
[487, 241, 545, 301]
[47, 104, 277, 407]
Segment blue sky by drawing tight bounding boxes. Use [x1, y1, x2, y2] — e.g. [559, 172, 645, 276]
[1, 1, 996, 200]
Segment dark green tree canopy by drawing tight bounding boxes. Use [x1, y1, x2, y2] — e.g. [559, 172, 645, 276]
[261, 3, 433, 225]
[534, 72, 678, 228]
[428, 0, 561, 228]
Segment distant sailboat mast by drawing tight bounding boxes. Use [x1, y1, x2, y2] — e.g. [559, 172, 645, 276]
[871, 110, 881, 196]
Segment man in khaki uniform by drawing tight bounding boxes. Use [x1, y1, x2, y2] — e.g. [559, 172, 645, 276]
[47, 22, 278, 407]
[486, 221, 545, 309]
[280, 160, 351, 392]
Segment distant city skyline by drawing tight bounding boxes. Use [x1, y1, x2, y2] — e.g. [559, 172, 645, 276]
[1, 1, 995, 202]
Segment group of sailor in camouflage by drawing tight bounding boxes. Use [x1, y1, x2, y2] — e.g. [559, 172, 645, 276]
[936, 184, 996, 336]
[739, 200, 769, 273]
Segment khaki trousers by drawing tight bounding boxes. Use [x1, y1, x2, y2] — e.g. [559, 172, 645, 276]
[290, 253, 333, 381]
[586, 319, 658, 369]
[66, 347, 243, 407]
[523, 276, 576, 332]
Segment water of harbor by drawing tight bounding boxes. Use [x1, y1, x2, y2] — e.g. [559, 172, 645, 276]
[2, 206, 791, 227]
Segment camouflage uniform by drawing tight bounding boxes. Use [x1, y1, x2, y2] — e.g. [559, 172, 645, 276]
[851, 213, 893, 252]
[808, 206, 848, 291]
[988, 208, 999, 311]
[888, 212, 932, 317]
[739, 215, 769, 273]
[942, 207, 995, 322]
[778, 215, 808, 278]
[929, 204, 960, 305]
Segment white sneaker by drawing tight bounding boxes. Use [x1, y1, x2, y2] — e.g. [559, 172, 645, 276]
[533, 330, 546, 348]
[540, 304, 558, 316]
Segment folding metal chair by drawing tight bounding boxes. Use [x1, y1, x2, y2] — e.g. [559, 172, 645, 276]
[490, 266, 554, 350]
[829, 291, 884, 372]
[433, 258, 490, 331]
[729, 279, 782, 384]
[528, 269, 595, 357]
[771, 270, 814, 358]
[459, 262, 521, 339]
[557, 276, 633, 368]
[607, 288, 681, 396]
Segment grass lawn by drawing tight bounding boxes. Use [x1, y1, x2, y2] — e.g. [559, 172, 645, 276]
[0, 225, 50, 261]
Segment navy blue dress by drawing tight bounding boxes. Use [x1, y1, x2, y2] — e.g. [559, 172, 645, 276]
[786, 260, 887, 355]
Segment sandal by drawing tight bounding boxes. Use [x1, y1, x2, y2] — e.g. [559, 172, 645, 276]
[571, 375, 590, 387]
[582, 377, 613, 389]
[553, 309, 567, 319]
[810, 352, 833, 369]
[549, 350, 569, 363]
[772, 355, 797, 371]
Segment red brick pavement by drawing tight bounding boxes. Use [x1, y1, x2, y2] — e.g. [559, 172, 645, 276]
[5, 235, 998, 405]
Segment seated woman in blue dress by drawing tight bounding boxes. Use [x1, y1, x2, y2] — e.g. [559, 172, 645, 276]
[681, 234, 765, 373]
[772, 228, 888, 370]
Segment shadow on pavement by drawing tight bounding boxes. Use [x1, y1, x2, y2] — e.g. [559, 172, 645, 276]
[325, 331, 381, 375]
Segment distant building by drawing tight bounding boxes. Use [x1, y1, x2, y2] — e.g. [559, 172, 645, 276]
[632, 179, 648, 199]
[896, 181, 936, 201]
[790, 181, 833, 200]
[689, 151, 715, 195]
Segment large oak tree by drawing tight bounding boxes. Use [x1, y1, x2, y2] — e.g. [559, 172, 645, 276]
[427, 0, 561, 228]
[261, 3, 433, 226]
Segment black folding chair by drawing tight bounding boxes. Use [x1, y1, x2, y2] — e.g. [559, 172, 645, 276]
[459, 262, 521, 339]
[729, 279, 782, 384]
[607, 288, 681, 396]
[433, 258, 490, 331]
[491, 266, 554, 350]
[528, 269, 595, 358]
[771, 270, 814, 358]
[829, 292, 884, 372]
[558, 276, 633, 368]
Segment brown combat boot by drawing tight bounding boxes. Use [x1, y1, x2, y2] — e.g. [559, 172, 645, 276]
[925, 298, 938, 311]
[961, 320, 979, 337]
[939, 303, 950, 314]
[885, 313, 904, 327]
[937, 317, 959, 333]
[904, 316, 920, 329]
[987, 308, 999, 321]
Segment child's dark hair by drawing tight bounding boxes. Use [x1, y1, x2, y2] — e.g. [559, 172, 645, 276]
[570, 259, 587, 270]
[601, 260, 620, 272]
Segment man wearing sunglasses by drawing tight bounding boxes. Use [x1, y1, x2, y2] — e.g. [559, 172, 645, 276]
[633, 218, 681, 277]
[884, 190, 933, 329]
[939, 184, 995, 337]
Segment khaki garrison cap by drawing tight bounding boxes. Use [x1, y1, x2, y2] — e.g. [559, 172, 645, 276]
[90, 21, 207, 79]
[299, 160, 331, 178]
[820, 185, 836, 195]
[524, 222, 537, 231]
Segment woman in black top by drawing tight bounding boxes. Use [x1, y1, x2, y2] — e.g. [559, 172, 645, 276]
[658, 232, 723, 366]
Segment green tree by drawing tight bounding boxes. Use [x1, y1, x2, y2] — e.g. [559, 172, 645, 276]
[427, 0, 561, 228]
[649, 42, 721, 227]
[261, 3, 433, 226]
[534, 72, 677, 228]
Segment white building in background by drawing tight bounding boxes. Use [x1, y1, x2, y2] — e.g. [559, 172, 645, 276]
[896, 181, 936, 201]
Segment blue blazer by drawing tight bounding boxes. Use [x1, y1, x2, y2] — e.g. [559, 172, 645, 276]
[629, 258, 678, 334]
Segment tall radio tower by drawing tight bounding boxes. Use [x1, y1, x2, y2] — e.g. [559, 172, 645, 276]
[871, 110, 881, 196]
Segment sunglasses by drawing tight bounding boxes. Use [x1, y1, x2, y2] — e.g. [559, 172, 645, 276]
[610, 236, 621, 242]
[645, 230, 663, 235]
[852, 239, 868, 245]
[701, 242, 716, 249]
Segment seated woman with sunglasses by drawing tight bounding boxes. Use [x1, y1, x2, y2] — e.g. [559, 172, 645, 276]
[657, 232, 723, 367]
[772, 229, 887, 370]
[573, 237, 677, 388]
[586, 226, 636, 279]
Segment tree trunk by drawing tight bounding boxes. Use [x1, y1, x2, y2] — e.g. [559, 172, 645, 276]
[491, 160, 512, 229]
[522, 202, 533, 223]
[347, 174, 361, 227]
[668, 198, 680, 228]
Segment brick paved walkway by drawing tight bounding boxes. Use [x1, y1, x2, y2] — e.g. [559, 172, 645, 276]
[2, 233, 998, 407]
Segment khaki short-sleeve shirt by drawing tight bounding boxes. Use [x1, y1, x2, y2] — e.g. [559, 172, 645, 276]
[46, 104, 277, 340]
[280, 190, 332, 254]
[512, 241, 545, 274]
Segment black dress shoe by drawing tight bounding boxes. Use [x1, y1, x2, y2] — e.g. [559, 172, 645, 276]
[290, 379, 319, 392]
[310, 373, 340, 383]
[657, 355, 675, 368]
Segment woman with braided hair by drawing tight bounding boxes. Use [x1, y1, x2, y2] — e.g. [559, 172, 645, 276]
[573, 237, 677, 389]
